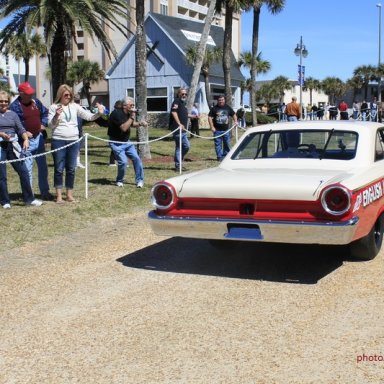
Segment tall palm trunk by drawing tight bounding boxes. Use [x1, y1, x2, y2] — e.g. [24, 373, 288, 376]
[251, 5, 261, 125]
[203, 70, 211, 106]
[51, 24, 67, 97]
[186, 0, 217, 112]
[135, 1, 151, 159]
[222, 5, 233, 106]
[23, 58, 30, 82]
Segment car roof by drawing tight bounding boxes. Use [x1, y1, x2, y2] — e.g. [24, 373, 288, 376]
[246, 120, 383, 136]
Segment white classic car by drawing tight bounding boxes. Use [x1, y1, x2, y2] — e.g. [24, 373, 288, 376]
[149, 121, 384, 260]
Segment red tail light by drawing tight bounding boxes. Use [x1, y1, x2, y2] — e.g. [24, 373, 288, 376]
[321, 185, 351, 216]
[151, 182, 176, 210]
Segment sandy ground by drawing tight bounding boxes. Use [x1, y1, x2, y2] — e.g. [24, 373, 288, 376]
[1, 212, 384, 384]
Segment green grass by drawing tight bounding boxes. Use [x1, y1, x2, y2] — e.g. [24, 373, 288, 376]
[2, 124, 234, 250]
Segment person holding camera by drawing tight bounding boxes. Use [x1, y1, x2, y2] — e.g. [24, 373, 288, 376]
[48, 84, 104, 204]
[107, 97, 146, 188]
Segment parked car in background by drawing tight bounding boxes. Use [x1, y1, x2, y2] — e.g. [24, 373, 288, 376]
[149, 121, 384, 260]
[238, 104, 260, 113]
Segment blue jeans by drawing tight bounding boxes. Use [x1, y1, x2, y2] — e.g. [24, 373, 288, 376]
[287, 116, 298, 122]
[0, 142, 35, 205]
[110, 141, 144, 184]
[214, 130, 231, 160]
[24, 133, 49, 195]
[51, 139, 80, 189]
[173, 132, 190, 168]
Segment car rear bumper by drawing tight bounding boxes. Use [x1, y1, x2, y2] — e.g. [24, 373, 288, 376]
[148, 211, 359, 245]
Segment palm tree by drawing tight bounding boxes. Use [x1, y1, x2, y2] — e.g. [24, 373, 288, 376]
[2, 32, 46, 82]
[238, 51, 271, 110]
[245, 0, 285, 124]
[0, 0, 129, 97]
[186, 0, 218, 113]
[185, 44, 223, 105]
[135, 0, 151, 159]
[239, 78, 251, 105]
[216, 0, 248, 106]
[256, 83, 278, 104]
[346, 75, 364, 102]
[321, 77, 346, 105]
[303, 76, 322, 105]
[271, 75, 292, 104]
[66, 60, 105, 107]
[353, 65, 376, 100]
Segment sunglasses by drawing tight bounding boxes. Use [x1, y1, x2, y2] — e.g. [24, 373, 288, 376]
[181, 93, 188, 96]
[0, 100, 9, 103]
[63, 93, 71, 97]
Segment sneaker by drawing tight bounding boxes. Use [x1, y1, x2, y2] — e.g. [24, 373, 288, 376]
[136, 180, 144, 188]
[116, 182, 124, 187]
[28, 199, 43, 207]
[2, 203, 11, 209]
[109, 163, 117, 167]
[77, 162, 85, 169]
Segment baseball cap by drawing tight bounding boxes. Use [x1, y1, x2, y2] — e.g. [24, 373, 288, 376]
[18, 82, 35, 95]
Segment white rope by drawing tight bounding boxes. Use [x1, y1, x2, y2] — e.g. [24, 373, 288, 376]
[0, 137, 83, 164]
[188, 124, 238, 140]
[87, 128, 177, 145]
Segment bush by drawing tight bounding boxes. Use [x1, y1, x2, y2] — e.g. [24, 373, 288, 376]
[245, 111, 277, 126]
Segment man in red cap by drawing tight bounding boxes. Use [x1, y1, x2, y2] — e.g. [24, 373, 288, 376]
[10, 82, 53, 200]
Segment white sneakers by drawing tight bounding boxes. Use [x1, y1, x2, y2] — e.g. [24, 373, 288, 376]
[116, 181, 144, 188]
[77, 162, 85, 169]
[3, 199, 42, 208]
[28, 199, 43, 207]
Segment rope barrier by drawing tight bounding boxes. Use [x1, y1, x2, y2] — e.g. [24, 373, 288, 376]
[0, 137, 83, 164]
[0, 124, 241, 198]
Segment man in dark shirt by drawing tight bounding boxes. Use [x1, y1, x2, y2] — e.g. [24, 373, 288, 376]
[208, 95, 237, 161]
[108, 97, 145, 188]
[169, 87, 191, 172]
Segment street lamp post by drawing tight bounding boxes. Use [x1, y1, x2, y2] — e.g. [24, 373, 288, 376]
[294, 36, 308, 117]
[377, 3, 382, 102]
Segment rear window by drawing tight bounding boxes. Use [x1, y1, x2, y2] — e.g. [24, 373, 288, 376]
[232, 129, 358, 160]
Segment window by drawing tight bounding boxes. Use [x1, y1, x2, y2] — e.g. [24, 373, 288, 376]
[147, 87, 167, 112]
[160, 0, 168, 15]
[77, 30, 84, 38]
[77, 43, 84, 50]
[126, 88, 134, 98]
[232, 129, 358, 160]
[375, 129, 384, 161]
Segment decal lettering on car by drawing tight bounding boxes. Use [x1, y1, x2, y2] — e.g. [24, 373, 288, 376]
[353, 180, 384, 211]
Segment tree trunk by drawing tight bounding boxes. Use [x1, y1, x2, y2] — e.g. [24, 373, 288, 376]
[222, 4, 233, 107]
[203, 73, 211, 107]
[251, 5, 261, 126]
[24, 58, 29, 82]
[135, 1, 151, 159]
[186, 0, 217, 113]
[50, 25, 67, 98]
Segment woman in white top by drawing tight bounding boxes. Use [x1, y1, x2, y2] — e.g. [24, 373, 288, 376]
[48, 84, 104, 203]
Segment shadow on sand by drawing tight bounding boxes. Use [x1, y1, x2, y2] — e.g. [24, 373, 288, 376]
[117, 237, 348, 285]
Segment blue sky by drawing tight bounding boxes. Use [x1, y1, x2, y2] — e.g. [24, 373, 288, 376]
[241, 1, 382, 82]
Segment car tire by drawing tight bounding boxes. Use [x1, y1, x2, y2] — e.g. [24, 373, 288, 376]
[350, 214, 384, 260]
